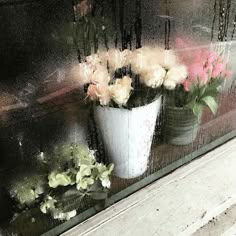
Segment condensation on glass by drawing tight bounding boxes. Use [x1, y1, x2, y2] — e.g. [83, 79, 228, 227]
[0, 0, 235, 235]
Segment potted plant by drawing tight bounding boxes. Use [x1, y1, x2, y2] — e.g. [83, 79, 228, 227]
[8, 144, 114, 222]
[164, 43, 232, 145]
[71, 46, 187, 178]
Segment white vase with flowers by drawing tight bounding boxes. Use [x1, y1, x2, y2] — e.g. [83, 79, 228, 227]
[71, 46, 187, 178]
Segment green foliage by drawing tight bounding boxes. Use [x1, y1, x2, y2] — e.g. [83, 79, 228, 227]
[41, 144, 113, 220]
[8, 143, 114, 221]
[186, 79, 221, 119]
[201, 96, 218, 115]
[191, 103, 204, 118]
[9, 173, 46, 206]
[167, 79, 222, 119]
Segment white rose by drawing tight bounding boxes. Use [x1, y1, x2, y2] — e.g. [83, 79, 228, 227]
[148, 48, 178, 70]
[109, 76, 133, 106]
[140, 66, 166, 88]
[97, 85, 111, 106]
[122, 49, 132, 65]
[128, 47, 154, 74]
[70, 63, 94, 85]
[128, 47, 178, 75]
[163, 80, 178, 90]
[90, 65, 111, 85]
[87, 84, 111, 105]
[86, 54, 101, 66]
[164, 64, 188, 90]
[97, 51, 109, 65]
[105, 49, 131, 72]
[160, 49, 178, 70]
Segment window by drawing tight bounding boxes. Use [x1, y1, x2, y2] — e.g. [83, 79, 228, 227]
[0, 1, 235, 235]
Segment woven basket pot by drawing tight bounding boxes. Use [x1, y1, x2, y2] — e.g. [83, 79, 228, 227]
[94, 97, 162, 179]
[164, 106, 200, 145]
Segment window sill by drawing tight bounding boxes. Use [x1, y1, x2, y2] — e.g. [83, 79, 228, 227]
[62, 138, 236, 236]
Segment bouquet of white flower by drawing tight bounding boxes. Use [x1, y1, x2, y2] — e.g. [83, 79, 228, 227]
[71, 47, 188, 107]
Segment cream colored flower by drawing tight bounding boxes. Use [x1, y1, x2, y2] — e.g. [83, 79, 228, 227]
[142, 47, 177, 69]
[128, 47, 178, 74]
[91, 65, 111, 85]
[86, 54, 101, 66]
[109, 76, 133, 106]
[97, 85, 111, 105]
[87, 84, 98, 101]
[163, 80, 177, 90]
[128, 47, 155, 74]
[97, 51, 109, 65]
[122, 49, 132, 65]
[103, 49, 131, 72]
[164, 64, 188, 90]
[160, 49, 178, 70]
[140, 65, 166, 88]
[87, 84, 111, 106]
[70, 63, 94, 85]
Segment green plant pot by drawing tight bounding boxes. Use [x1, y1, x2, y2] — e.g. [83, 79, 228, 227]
[164, 106, 200, 145]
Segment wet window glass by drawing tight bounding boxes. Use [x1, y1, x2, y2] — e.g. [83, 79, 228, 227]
[0, 0, 235, 235]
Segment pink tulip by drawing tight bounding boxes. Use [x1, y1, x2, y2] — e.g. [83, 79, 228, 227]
[193, 50, 204, 64]
[200, 71, 209, 85]
[175, 38, 230, 89]
[188, 63, 202, 79]
[206, 51, 218, 64]
[211, 62, 226, 78]
[188, 63, 209, 85]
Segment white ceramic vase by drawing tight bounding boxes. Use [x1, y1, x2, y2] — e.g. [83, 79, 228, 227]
[94, 96, 162, 179]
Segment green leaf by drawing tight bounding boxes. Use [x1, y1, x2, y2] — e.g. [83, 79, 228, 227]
[202, 81, 220, 98]
[63, 189, 83, 198]
[202, 96, 218, 115]
[199, 85, 207, 98]
[192, 103, 204, 119]
[108, 163, 114, 174]
[89, 190, 108, 200]
[57, 195, 85, 213]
